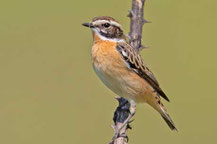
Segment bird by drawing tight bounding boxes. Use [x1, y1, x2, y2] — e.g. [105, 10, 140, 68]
[82, 16, 177, 133]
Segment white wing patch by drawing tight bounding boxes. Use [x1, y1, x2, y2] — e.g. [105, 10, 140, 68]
[122, 50, 128, 57]
[121, 50, 131, 69]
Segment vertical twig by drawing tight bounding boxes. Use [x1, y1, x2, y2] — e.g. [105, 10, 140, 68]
[110, 0, 147, 144]
[128, 0, 149, 52]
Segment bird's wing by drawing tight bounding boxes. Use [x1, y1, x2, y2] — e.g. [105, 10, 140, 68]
[116, 42, 170, 102]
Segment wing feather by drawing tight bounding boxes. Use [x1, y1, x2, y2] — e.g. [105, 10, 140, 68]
[116, 42, 170, 102]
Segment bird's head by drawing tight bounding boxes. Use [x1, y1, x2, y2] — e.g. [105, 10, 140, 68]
[82, 16, 126, 42]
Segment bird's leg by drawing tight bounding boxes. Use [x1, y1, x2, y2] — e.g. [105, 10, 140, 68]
[113, 101, 136, 140]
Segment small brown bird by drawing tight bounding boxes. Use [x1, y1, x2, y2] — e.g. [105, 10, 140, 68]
[82, 16, 177, 132]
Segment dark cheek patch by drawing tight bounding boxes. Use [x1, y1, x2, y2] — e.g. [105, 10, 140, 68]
[100, 28, 115, 38]
[99, 26, 123, 39]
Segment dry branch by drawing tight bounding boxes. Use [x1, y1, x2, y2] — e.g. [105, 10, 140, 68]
[110, 0, 147, 144]
[128, 0, 148, 52]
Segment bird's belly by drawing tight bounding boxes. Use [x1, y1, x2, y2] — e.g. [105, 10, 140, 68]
[93, 64, 123, 95]
[93, 63, 148, 102]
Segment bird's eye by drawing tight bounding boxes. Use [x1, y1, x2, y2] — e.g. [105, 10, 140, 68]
[103, 23, 110, 28]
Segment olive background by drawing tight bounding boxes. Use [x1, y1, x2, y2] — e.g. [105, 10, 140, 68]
[0, 0, 217, 143]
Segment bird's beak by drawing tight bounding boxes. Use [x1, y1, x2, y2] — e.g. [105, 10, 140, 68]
[82, 22, 93, 28]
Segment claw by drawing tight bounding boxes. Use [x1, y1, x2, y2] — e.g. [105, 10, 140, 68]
[119, 133, 129, 142]
[126, 123, 132, 130]
[128, 119, 135, 124]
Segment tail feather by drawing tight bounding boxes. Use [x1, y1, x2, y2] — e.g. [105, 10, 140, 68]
[159, 105, 177, 131]
[147, 95, 177, 131]
[161, 114, 177, 131]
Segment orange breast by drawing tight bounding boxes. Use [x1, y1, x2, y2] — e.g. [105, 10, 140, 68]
[91, 34, 126, 72]
[91, 33, 155, 103]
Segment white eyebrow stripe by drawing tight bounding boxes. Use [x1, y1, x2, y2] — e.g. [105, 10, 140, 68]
[92, 20, 122, 28]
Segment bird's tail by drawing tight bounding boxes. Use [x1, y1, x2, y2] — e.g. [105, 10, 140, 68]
[147, 96, 177, 131]
[159, 106, 177, 131]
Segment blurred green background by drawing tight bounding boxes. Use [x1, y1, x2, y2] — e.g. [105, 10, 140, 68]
[0, 0, 217, 143]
